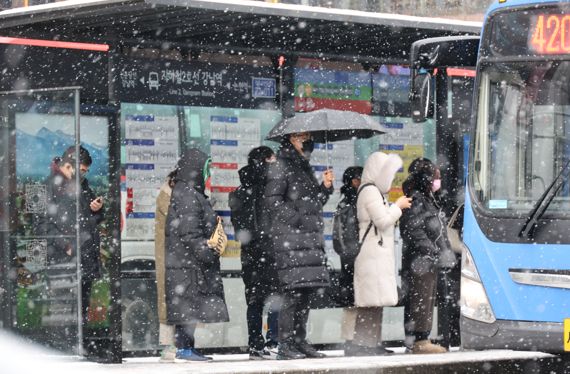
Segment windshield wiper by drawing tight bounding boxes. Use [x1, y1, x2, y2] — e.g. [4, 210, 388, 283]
[520, 159, 570, 238]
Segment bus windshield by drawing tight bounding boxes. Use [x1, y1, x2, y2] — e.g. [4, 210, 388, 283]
[472, 60, 570, 214]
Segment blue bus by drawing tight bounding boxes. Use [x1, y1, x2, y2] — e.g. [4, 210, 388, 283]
[410, 0, 570, 352]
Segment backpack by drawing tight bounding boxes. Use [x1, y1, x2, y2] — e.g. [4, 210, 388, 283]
[332, 183, 375, 260]
[229, 185, 257, 243]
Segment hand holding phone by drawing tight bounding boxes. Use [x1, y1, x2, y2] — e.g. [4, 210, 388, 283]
[90, 196, 103, 212]
[395, 196, 412, 210]
[323, 169, 334, 188]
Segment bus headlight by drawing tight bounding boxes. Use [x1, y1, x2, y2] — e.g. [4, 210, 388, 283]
[460, 245, 496, 324]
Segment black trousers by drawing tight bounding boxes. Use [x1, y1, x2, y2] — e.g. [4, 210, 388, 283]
[403, 264, 438, 343]
[278, 288, 313, 345]
[175, 323, 197, 349]
[246, 298, 279, 350]
[81, 278, 94, 325]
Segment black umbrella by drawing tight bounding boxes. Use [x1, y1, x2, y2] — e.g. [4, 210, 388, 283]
[265, 109, 384, 143]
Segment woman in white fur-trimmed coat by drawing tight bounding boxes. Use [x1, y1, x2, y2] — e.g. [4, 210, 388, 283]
[343, 151, 411, 357]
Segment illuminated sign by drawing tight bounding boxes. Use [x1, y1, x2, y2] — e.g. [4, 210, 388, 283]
[529, 14, 570, 54]
[0, 36, 109, 52]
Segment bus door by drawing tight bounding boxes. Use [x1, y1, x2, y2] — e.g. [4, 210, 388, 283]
[410, 36, 479, 204]
[409, 36, 479, 348]
[0, 87, 119, 359]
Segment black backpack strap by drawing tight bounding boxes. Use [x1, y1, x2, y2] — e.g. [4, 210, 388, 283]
[357, 183, 376, 244]
[356, 183, 375, 200]
[360, 221, 374, 244]
[356, 182, 387, 247]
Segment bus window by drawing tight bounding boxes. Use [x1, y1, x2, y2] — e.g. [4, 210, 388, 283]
[473, 61, 570, 215]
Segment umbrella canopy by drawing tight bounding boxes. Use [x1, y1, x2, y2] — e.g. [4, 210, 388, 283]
[265, 109, 384, 143]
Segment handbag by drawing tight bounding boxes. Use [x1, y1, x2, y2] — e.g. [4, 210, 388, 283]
[447, 204, 463, 254]
[207, 217, 228, 256]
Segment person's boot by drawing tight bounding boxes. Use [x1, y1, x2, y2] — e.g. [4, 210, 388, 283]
[265, 340, 279, 357]
[343, 341, 356, 356]
[159, 345, 177, 363]
[249, 346, 272, 360]
[411, 340, 447, 354]
[277, 342, 306, 360]
[376, 344, 394, 355]
[295, 340, 326, 358]
[175, 348, 213, 361]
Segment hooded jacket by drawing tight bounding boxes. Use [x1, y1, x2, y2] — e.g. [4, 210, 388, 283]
[230, 163, 269, 242]
[164, 148, 229, 324]
[229, 162, 277, 302]
[264, 142, 333, 290]
[354, 152, 403, 307]
[400, 177, 455, 272]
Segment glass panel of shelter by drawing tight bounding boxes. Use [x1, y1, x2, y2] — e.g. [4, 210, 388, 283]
[0, 88, 84, 355]
[116, 65, 438, 353]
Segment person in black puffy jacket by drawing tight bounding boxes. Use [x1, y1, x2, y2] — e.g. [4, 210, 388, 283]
[264, 132, 334, 360]
[332, 166, 363, 307]
[399, 158, 450, 354]
[165, 148, 229, 361]
[229, 146, 280, 359]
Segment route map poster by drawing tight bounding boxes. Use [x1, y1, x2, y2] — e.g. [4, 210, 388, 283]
[123, 115, 179, 240]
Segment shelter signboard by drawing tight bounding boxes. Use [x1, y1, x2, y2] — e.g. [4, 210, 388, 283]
[115, 57, 276, 108]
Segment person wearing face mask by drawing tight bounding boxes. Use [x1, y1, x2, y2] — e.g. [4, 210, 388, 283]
[229, 146, 280, 359]
[264, 132, 334, 360]
[75, 146, 105, 334]
[164, 148, 229, 361]
[344, 152, 412, 357]
[399, 158, 452, 354]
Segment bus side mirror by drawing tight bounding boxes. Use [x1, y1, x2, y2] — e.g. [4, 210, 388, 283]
[409, 36, 479, 123]
[411, 73, 433, 123]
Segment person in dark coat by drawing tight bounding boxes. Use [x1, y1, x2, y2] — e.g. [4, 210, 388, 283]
[332, 166, 363, 307]
[36, 146, 104, 331]
[399, 158, 450, 354]
[36, 148, 77, 265]
[264, 132, 334, 360]
[165, 148, 229, 361]
[229, 146, 279, 359]
[75, 146, 104, 328]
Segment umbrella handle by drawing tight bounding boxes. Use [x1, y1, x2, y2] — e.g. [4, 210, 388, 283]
[326, 132, 330, 169]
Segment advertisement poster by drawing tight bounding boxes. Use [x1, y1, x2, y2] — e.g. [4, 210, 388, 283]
[15, 113, 110, 271]
[210, 115, 261, 257]
[294, 68, 372, 114]
[123, 114, 179, 240]
[379, 120, 424, 201]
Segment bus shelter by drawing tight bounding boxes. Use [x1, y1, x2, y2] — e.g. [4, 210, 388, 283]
[0, 0, 480, 363]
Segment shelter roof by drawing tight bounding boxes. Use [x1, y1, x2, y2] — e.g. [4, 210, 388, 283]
[0, 0, 482, 63]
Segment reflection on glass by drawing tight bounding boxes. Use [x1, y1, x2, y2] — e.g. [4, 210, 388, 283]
[474, 61, 570, 214]
[1, 92, 112, 356]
